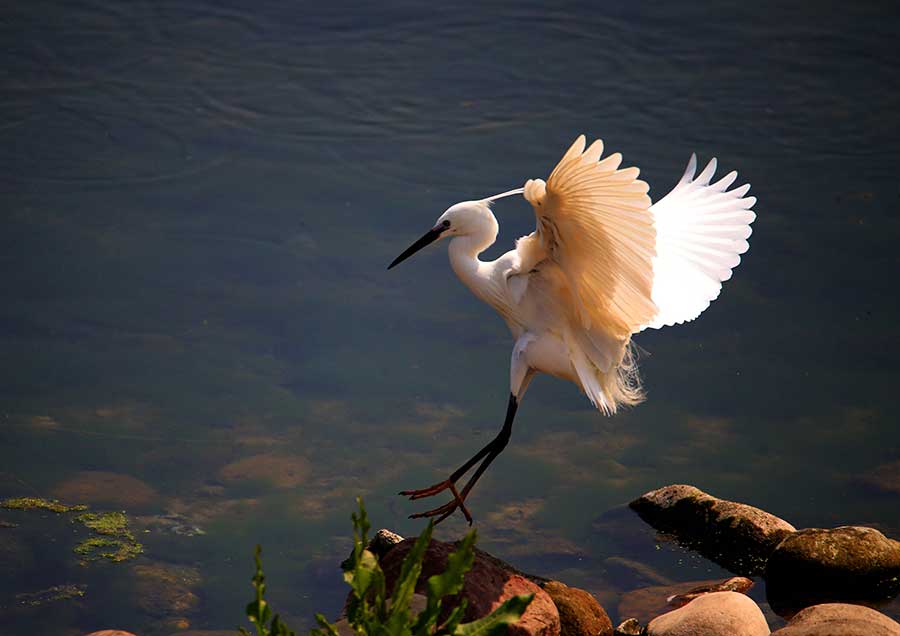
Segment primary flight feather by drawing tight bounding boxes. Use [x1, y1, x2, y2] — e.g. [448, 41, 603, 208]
[388, 134, 757, 524]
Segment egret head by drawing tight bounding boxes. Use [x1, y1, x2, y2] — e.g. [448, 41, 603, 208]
[387, 200, 498, 269]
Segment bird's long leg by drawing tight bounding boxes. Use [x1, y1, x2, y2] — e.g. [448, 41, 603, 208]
[400, 394, 519, 525]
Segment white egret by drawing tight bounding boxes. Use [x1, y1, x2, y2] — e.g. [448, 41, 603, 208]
[388, 135, 756, 524]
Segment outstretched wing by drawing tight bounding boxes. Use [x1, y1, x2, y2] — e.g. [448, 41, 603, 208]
[523, 135, 657, 338]
[639, 155, 757, 331]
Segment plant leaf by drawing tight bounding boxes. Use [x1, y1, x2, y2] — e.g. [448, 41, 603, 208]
[428, 529, 476, 600]
[451, 594, 534, 636]
[388, 521, 433, 626]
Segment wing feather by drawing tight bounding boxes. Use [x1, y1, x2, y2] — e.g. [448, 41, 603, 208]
[640, 154, 757, 330]
[523, 135, 657, 338]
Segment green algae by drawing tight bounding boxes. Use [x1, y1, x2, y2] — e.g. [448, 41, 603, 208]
[16, 583, 87, 607]
[74, 536, 143, 563]
[74, 511, 129, 535]
[2, 495, 144, 563]
[1, 497, 88, 513]
[72, 511, 143, 563]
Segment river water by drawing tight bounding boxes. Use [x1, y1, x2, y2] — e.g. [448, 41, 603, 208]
[2, 1, 899, 633]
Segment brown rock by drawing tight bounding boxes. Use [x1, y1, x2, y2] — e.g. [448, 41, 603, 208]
[132, 562, 201, 617]
[770, 602, 900, 635]
[630, 484, 795, 575]
[218, 453, 310, 489]
[53, 471, 158, 508]
[765, 526, 900, 613]
[379, 538, 559, 636]
[646, 591, 769, 636]
[543, 580, 613, 636]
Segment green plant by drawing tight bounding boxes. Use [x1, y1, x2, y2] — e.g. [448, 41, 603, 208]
[313, 497, 532, 636]
[239, 498, 533, 636]
[239, 544, 296, 636]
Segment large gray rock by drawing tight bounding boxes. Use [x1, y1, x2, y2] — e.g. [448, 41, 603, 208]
[765, 526, 900, 612]
[630, 485, 795, 575]
[770, 603, 900, 635]
[646, 591, 769, 636]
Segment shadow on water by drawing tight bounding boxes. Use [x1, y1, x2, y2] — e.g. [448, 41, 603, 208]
[2, 0, 899, 632]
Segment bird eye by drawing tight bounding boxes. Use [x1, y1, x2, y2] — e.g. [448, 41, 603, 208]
[442, 220, 451, 228]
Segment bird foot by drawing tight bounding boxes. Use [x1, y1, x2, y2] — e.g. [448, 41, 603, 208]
[399, 480, 473, 525]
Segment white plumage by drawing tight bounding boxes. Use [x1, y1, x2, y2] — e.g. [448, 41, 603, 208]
[389, 134, 757, 523]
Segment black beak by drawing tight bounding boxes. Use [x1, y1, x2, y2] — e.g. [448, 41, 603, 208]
[387, 225, 445, 270]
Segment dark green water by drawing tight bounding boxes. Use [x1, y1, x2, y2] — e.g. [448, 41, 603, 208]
[2, 1, 899, 634]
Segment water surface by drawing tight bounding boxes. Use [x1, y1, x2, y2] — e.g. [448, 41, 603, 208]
[2, 1, 900, 633]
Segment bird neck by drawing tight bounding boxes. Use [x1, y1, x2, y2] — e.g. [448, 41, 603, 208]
[448, 232, 495, 295]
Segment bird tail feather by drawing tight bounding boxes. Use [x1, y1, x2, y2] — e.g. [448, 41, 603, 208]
[568, 336, 644, 415]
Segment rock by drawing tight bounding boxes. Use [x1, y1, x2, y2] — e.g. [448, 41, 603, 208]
[604, 556, 673, 587]
[542, 580, 613, 636]
[218, 453, 310, 489]
[340, 528, 405, 570]
[615, 618, 645, 635]
[618, 578, 752, 625]
[667, 577, 754, 608]
[53, 471, 158, 508]
[132, 561, 202, 617]
[630, 484, 796, 575]
[765, 526, 900, 613]
[379, 538, 559, 636]
[85, 631, 138, 636]
[646, 591, 769, 636]
[770, 602, 900, 635]
[370, 528, 404, 559]
[858, 460, 900, 495]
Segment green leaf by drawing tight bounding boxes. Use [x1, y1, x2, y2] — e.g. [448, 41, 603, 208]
[311, 613, 340, 636]
[428, 529, 476, 600]
[388, 521, 433, 626]
[452, 594, 533, 636]
[439, 598, 469, 634]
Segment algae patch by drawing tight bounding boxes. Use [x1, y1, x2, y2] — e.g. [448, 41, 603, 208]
[2, 495, 143, 563]
[16, 583, 87, 607]
[73, 511, 143, 563]
[1, 497, 88, 514]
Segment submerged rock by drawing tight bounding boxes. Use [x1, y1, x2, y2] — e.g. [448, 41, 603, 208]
[619, 578, 752, 626]
[217, 453, 310, 489]
[379, 538, 559, 636]
[667, 576, 754, 608]
[646, 591, 769, 636]
[858, 460, 900, 495]
[765, 526, 900, 612]
[770, 602, 900, 635]
[132, 561, 202, 618]
[542, 580, 613, 636]
[630, 484, 795, 575]
[53, 471, 158, 508]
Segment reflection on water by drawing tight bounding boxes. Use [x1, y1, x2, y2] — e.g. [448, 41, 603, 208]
[2, 0, 900, 633]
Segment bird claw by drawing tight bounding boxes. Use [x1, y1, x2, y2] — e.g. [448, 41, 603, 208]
[400, 481, 473, 525]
